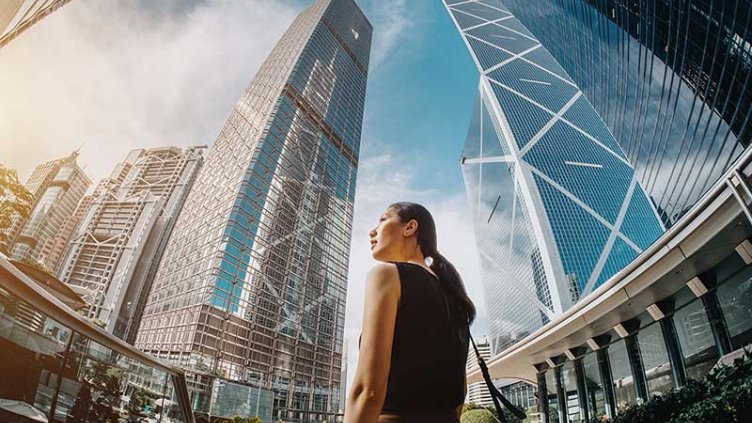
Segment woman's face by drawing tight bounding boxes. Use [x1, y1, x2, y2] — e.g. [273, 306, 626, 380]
[369, 207, 409, 262]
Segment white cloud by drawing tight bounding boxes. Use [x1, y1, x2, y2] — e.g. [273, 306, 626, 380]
[0, 0, 486, 400]
[360, 0, 426, 72]
[343, 151, 487, 395]
[0, 0, 298, 181]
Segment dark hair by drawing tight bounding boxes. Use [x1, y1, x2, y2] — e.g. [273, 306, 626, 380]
[388, 202, 476, 325]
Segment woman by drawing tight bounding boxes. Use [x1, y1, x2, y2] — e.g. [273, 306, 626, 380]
[344, 202, 476, 423]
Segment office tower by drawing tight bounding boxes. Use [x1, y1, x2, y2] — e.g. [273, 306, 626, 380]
[445, 1, 665, 354]
[493, 0, 752, 225]
[1, 156, 67, 254]
[338, 341, 348, 414]
[45, 162, 136, 275]
[11, 151, 91, 272]
[0, 0, 72, 48]
[48, 193, 95, 275]
[135, 1, 370, 421]
[466, 338, 493, 407]
[59, 146, 205, 341]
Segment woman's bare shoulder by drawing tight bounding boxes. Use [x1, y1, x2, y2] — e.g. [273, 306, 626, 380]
[366, 263, 400, 290]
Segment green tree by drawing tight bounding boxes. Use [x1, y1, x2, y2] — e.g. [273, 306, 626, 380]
[128, 389, 149, 422]
[0, 163, 33, 253]
[69, 385, 93, 423]
[463, 402, 524, 423]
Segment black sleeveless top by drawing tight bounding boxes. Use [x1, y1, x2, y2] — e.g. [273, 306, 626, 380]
[380, 262, 470, 413]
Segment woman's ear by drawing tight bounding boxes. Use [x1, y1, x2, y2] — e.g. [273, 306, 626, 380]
[403, 219, 418, 237]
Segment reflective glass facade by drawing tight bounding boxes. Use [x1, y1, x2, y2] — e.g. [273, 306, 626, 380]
[445, 0, 664, 354]
[134, 1, 371, 421]
[11, 152, 92, 272]
[0, 256, 193, 423]
[498, 0, 752, 225]
[536, 251, 752, 422]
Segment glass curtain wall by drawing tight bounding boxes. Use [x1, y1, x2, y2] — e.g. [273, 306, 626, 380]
[545, 369, 561, 423]
[0, 284, 189, 423]
[581, 352, 606, 420]
[636, 323, 674, 395]
[717, 266, 752, 349]
[673, 299, 720, 380]
[607, 339, 636, 413]
[560, 361, 583, 422]
[537, 248, 750, 421]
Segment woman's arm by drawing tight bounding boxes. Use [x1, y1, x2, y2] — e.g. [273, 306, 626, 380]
[344, 263, 400, 423]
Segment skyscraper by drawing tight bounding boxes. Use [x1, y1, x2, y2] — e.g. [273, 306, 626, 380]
[11, 151, 91, 272]
[466, 337, 493, 407]
[0, 0, 72, 49]
[134, 1, 371, 421]
[59, 146, 205, 341]
[493, 0, 752, 225]
[444, 0, 665, 354]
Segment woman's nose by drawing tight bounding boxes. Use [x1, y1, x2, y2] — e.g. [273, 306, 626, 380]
[368, 227, 377, 238]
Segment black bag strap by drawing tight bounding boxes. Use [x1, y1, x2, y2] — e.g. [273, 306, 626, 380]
[470, 337, 528, 422]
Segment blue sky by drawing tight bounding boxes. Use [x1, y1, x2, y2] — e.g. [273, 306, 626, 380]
[0, 0, 487, 391]
[357, 0, 478, 194]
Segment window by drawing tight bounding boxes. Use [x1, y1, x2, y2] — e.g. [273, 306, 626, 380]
[636, 323, 673, 395]
[545, 369, 560, 422]
[561, 361, 583, 422]
[582, 352, 607, 419]
[717, 266, 752, 350]
[607, 340, 636, 413]
[673, 299, 719, 380]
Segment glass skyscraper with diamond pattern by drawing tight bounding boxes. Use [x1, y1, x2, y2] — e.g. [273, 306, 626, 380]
[444, 0, 665, 354]
[134, 1, 371, 420]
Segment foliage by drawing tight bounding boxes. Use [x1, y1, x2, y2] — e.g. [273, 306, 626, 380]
[521, 406, 538, 423]
[463, 401, 523, 423]
[0, 164, 33, 252]
[462, 408, 501, 423]
[68, 359, 123, 422]
[605, 350, 752, 423]
[463, 402, 487, 413]
[128, 389, 148, 421]
[69, 384, 93, 422]
[226, 417, 261, 423]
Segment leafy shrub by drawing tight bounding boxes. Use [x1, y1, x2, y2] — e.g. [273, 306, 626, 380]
[463, 402, 523, 423]
[461, 408, 500, 423]
[607, 350, 752, 423]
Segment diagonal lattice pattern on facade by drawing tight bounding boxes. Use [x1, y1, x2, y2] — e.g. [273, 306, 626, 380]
[134, 1, 371, 421]
[444, 0, 665, 354]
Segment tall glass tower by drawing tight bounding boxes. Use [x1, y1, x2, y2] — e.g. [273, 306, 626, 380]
[444, 0, 665, 354]
[11, 151, 92, 271]
[134, 0, 371, 421]
[495, 0, 752, 225]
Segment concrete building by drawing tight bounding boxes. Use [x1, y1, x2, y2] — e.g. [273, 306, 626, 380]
[59, 146, 205, 342]
[134, 1, 371, 421]
[11, 151, 91, 272]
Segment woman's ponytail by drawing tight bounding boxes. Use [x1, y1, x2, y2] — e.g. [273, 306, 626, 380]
[388, 202, 476, 326]
[429, 250, 476, 325]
